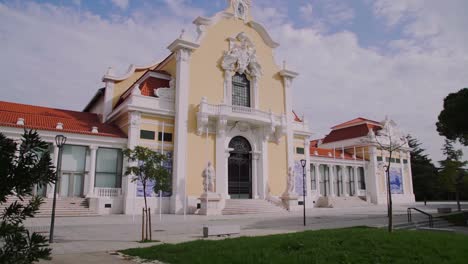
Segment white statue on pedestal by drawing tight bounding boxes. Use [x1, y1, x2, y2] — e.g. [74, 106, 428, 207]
[286, 166, 296, 195]
[202, 161, 215, 193]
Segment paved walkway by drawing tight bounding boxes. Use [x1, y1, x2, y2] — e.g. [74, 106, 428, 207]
[32, 202, 466, 263]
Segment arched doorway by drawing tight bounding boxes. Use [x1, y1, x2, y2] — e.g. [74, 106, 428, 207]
[228, 136, 252, 199]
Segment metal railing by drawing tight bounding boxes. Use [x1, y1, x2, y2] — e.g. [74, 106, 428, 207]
[407, 207, 433, 228]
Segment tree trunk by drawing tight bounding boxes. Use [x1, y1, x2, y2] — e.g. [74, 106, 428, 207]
[143, 182, 148, 241]
[456, 190, 461, 212]
[386, 152, 393, 233]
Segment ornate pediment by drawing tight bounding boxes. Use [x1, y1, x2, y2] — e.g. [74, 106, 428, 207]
[221, 32, 262, 77]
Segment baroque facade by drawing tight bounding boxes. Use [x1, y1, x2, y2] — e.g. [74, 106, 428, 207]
[0, 0, 414, 216]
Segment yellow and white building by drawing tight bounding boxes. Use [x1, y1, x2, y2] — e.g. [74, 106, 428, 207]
[0, 0, 415, 216]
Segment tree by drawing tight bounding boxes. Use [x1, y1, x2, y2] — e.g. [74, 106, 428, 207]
[436, 88, 468, 146]
[439, 139, 467, 212]
[123, 146, 170, 241]
[0, 130, 56, 264]
[364, 118, 408, 232]
[407, 135, 439, 204]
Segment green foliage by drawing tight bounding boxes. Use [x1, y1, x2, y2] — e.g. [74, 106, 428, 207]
[436, 88, 468, 146]
[439, 139, 466, 191]
[0, 130, 56, 263]
[121, 227, 468, 264]
[123, 146, 171, 195]
[407, 135, 439, 201]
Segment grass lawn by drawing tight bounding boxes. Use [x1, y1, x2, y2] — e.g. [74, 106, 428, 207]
[121, 227, 468, 264]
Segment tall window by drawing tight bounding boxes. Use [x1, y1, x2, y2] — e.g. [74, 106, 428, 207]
[95, 148, 123, 188]
[232, 73, 250, 107]
[358, 167, 366, 190]
[310, 164, 317, 191]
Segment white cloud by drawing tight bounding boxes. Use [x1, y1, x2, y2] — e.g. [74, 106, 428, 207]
[299, 3, 313, 20]
[110, 0, 129, 10]
[0, 1, 467, 162]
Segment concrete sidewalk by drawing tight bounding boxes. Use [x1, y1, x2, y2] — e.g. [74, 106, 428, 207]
[33, 202, 467, 263]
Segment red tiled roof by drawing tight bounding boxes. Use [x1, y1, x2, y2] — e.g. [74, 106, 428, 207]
[309, 146, 356, 160]
[322, 123, 381, 144]
[0, 101, 126, 138]
[331, 117, 380, 130]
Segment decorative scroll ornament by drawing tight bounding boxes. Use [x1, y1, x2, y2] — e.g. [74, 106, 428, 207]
[221, 32, 262, 77]
[155, 78, 175, 100]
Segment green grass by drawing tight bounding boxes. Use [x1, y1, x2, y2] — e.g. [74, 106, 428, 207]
[440, 212, 467, 226]
[121, 227, 468, 264]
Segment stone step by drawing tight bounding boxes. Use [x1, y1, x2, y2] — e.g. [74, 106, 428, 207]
[222, 199, 286, 215]
[1, 196, 97, 217]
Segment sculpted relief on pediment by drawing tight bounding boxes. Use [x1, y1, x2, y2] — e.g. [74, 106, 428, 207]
[221, 32, 262, 78]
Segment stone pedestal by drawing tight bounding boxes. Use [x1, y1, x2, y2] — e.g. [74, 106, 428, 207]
[281, 193, 301, 211]
[199, 192, 222, 216]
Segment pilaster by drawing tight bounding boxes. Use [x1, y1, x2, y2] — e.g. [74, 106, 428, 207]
[279, 69, 299, 172]
[123, 111, 141, 214]
[168, 38, 199, 214]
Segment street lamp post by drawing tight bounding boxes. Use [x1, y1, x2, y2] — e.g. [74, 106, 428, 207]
[300, 159, 307, 226]
[49, 135, 67, 243]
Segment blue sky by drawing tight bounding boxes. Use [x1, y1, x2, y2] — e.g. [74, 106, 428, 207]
[1, 0, 467, 161]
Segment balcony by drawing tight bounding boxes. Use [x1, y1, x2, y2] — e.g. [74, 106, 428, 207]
[197, 97, 287, 140]
[126, 94, 175, 115]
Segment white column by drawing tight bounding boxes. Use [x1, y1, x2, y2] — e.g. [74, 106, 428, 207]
[260, 138, 269, 199]
[329, 164, 336, 197]
[252, 152, 260, 199]
[123, 111, 141, 214]
[216, 118, 228, 198]
[314, 163, 321, 196]
[353, 166, 359, 197]
[368, 146, 380, 204]
[86, 145, 98, 197]
[169, 43, 197, 214]
[342, 165, 349, 197]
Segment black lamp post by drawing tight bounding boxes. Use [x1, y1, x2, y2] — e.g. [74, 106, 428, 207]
[300, 159, 307, 226]
[49, 135, 67, 243]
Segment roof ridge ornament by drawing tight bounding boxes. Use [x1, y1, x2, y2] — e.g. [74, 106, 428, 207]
[231, 0, 250, 21]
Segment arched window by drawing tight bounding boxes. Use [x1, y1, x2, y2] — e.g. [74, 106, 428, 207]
[232, 73, 251, 107]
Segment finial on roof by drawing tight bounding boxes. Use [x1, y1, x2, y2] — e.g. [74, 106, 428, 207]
[283, 60, 286, 70]
[106, 66, 114, 76]
[16, 118, 25, 126]
[179, 29, 186, 40]
[56, 123, 63, 130]
[91, 126, 99, 134]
